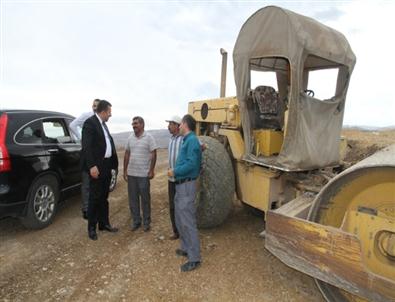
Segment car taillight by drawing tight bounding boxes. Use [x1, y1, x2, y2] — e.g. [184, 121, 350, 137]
[0, 113, 11, 172]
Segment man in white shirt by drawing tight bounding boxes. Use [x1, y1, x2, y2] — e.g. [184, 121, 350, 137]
[70, 99, 100, 219]
[123, 116, 157, 232]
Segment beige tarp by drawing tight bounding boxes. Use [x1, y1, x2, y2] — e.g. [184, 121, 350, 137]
[233, 6, 356, 170]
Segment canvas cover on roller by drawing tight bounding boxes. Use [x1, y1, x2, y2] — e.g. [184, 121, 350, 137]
[233, 6, 356, 170]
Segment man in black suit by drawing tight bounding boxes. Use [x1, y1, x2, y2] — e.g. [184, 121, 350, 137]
[81, 100, 119, 240]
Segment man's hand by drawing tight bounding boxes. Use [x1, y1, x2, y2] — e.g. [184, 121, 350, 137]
[123, 172, 128, 182]
[167, 169, 174, 177]
[90, 166, 99, 179]
[148, 170, 155, 179]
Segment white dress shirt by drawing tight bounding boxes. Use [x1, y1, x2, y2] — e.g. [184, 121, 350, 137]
[95, 113, 112, 158]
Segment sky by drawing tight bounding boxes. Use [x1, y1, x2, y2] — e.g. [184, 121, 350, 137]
[0, 0, 394, 133]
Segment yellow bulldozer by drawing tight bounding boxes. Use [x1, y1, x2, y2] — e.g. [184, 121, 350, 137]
[188, 6, 395, 302]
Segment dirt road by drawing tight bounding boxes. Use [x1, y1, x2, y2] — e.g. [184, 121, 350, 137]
[0, 148, 324, 302]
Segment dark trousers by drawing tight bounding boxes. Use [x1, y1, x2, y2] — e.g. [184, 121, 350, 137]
[168, 181, 178, 235]
[88, 159, 111, 230]
[128, 176, 151, 227]
[81, 170, 90, 212]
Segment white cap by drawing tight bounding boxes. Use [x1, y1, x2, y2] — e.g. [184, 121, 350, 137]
[165, 115, 182, 125]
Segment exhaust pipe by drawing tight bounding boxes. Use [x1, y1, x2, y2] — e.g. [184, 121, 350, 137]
[220, 48, 227, 98]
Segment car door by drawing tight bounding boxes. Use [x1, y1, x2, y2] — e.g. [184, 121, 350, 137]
[9, 118, 48, 204]
[41, 117, 81, 189]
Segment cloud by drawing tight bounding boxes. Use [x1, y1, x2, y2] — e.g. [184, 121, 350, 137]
[312, 7, 345, 22]
[194, 81, 219, 100]
[1, 0, 394, 132]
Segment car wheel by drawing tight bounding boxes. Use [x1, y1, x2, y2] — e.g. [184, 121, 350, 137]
[21, 175, 59, 229]
[109, 169, 117, 192]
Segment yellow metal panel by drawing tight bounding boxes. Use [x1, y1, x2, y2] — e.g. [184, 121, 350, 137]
[314, 166, 395, 291]
[188, 97, 240, 127]
[342, 210, 395, 281]
[218, 129, 244, 160]
[319, 169, 394, 227]
[236, 162, 280, 213]
[253, 129, 284, 156]
[265, 211, 395, 302]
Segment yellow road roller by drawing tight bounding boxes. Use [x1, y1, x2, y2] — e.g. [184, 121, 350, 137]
[187, 5, 395, 302]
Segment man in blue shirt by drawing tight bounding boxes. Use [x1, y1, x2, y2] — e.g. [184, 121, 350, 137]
[166, 115, 183, 240]
[168, 114, 202, 272]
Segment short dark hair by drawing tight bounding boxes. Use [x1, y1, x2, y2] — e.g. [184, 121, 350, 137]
[92, 99, 100, 112]
[97, 100, 112, 113]
[181, 114, 196, 132]
[132, 116, 145, 127]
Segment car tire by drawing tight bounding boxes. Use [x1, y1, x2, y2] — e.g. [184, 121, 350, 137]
[21, 175, 59, 229]
[109, 169, 117, 192]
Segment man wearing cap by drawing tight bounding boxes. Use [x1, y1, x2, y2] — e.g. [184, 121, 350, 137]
[123, 116, 157, 232]
[166, 115, 183, 240]
[168, 114, 202, 272]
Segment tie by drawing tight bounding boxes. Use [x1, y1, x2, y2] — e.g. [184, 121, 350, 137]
[102, 122, 110, 136]
[102, 121, 112, 158]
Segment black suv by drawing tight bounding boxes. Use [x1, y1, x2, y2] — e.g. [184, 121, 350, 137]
[0, 110, 116, 229]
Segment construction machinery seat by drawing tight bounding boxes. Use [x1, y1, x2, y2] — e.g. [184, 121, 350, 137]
[249, 85, 283, 130]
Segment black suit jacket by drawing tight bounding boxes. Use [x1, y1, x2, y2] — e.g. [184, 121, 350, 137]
[81, 114, 118, 173]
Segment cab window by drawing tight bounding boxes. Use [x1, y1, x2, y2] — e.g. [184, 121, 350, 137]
[303, 55, 346, 101]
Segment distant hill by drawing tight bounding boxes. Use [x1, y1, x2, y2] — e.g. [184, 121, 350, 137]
[113, 126, 395, 149]
[113, 129, 170, 149]
[343, 125, 395, 131]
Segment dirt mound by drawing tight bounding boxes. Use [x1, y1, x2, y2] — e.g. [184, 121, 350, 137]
[342, 129, 395, 165]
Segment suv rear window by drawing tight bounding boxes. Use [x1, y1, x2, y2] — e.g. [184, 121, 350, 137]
[15, 120, 43, 144]
[43, 120, 72, 144]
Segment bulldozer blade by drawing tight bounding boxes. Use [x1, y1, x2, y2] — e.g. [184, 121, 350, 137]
[265, 211, 395, 302]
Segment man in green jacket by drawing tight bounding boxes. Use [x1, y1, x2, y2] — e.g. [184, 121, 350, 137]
[168, 114, 202, 272]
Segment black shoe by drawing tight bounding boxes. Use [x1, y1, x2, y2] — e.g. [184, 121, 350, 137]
[181, 261, 201, 272]
[131, 224, 141, 231]
[82, 210, 88, 220]
[88, 229, 98, 240]
[143, 225, 150, 232]
[99, 224, 119, 232]
[175, 249, 188, 257]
